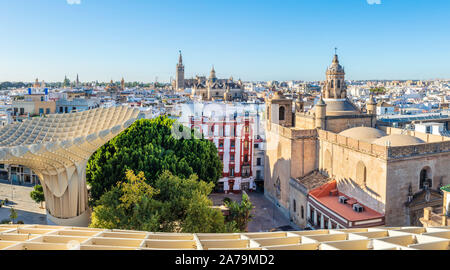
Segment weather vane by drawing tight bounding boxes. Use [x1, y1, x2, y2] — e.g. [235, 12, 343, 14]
[334, 47, 338, 55]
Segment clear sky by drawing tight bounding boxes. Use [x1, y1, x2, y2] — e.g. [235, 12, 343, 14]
[0, 0, 449, 83]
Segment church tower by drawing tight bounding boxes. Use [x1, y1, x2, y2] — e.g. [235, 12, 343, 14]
[175, 51, 185, 91]
[266, 91, 293, 129]
[76, 74, 80, 87]
[323, 50, 347, 99]
[209, 66, 217, 83]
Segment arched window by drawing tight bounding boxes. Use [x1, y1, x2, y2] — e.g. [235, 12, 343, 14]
[356, 161, 367, 186]
[279, 106, 285, 121]
[293, 199, 296, 212]
[331, 80, 334, 88]
[419, 167, 432, 190]
[301, 206, 304, 219]
[337, 80, 341, 89]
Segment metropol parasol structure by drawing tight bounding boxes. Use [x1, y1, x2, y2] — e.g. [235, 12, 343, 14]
[0, 106, 140, 226]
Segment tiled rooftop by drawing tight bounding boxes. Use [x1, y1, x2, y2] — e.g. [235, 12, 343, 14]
[0, 224, 449, 250]
[310, 181, 384, 222]
[296, 171, 331, 190]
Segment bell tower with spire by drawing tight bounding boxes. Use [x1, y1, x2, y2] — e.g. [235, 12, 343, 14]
[323, 49, 347, 99]
[175, 50, 185, 91]
[209, 65, 217, 83]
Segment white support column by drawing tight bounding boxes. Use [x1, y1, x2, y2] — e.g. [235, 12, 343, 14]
[314, 209, 317, 226]
[307, 204, 311, 220]
[320, 214, 324, 229]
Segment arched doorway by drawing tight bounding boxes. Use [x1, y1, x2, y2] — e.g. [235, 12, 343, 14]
[279, 106, 285, 121]
[419, 167, 432, 190]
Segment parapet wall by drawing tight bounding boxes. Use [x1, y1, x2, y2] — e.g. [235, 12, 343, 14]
[319, 128, 450, 160]
[269, 123, 317, 139]
[317, 129, 388, 159]
[387, 141, 450, 159]
[380, 126, 450, 143]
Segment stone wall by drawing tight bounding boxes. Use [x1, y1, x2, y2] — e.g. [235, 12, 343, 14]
[295, 113, 315, 130]
[318, 130, 388, 159]
[325, 116, 374, 133]
[385, 152, 450, 226]
[289, 178, 309, 229]
[264, 123, 317, 211]
[318, 138, 387, 214]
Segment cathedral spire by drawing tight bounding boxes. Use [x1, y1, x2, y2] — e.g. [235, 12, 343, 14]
[210, 65, 217, 81]
[178, 50, 183, 65]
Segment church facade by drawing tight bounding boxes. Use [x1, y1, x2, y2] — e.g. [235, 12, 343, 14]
[174, 52, 247, 101]
[265, 53, 450, 228]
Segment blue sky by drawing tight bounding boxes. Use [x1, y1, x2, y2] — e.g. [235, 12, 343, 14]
[0, 0, 449, 82]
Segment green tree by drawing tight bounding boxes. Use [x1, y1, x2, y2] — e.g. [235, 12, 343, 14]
[370, 87, 386, 95]
[90, 170, 236, 233]
[9, 207, 17, 224]
[225, 192, 254, 232]
[86, 116, 223, 204]
[30, 185, 45, 208]
[90, 170, 161, 231]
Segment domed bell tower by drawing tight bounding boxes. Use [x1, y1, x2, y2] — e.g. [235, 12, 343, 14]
[323, 50, 347, 99]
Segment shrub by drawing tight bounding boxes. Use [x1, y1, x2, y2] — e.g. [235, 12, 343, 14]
[1, 219, 10, 224]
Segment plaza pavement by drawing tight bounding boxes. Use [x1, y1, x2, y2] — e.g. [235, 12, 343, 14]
[209, 191, 301, 232]
[0, 181, 47, 225]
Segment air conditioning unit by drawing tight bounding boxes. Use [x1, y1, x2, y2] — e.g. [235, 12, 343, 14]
[339, 196, 348, 204]
[353, 204, 364, 213]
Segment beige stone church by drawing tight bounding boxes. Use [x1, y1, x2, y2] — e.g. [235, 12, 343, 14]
[264, 54, 450, 229]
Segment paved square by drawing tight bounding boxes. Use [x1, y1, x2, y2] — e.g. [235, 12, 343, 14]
[209, 192, 299, 232]
[0, 181, 47, 225]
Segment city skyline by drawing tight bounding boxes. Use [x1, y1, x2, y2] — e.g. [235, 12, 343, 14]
[1, 0, 450, 82]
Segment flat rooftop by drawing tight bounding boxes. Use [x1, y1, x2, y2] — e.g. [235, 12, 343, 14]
[379, 113, 450, 123]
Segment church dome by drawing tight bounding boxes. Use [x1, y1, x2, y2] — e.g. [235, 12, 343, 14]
[339, 127, 386, 143]
[327, 54, 345, 74]
[372, 134, 425, 147]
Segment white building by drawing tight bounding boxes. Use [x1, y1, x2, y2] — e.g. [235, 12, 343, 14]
[376, 102, 395, 115]
[415, 122, 445, 136]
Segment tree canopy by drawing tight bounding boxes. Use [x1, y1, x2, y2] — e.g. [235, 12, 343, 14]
[225, 192, 254, 232]
[86, 116, 223, 204]
[370, 87, 386, 95]
[30, 185, 45, 208]
[90, 170, 237, 233]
